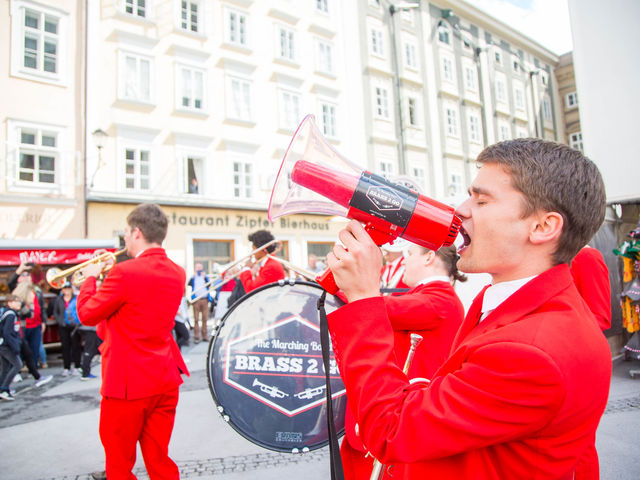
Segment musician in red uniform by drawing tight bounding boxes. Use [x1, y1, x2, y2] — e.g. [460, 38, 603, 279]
[77, 203, 188, 480]
[326, 139, 611, 479]
[238, 230, 286, 293]
[379, 240, 409, 294]
[341, 244, 466, 479]
[571, 246, 611, 331]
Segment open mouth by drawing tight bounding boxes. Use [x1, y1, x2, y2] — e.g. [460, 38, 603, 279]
[458, 227, 471, 254]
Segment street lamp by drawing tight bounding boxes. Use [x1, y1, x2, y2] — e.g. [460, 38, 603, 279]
[90, 128, 108, 188]
[388, 0, 421, 176]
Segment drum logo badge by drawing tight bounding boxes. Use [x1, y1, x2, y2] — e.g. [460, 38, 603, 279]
[224, 314, 345, 417]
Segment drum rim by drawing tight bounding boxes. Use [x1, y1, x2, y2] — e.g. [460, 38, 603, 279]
[206, 279, 345, 453]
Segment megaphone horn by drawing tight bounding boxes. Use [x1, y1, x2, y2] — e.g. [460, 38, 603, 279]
[269, 115, 461, 294]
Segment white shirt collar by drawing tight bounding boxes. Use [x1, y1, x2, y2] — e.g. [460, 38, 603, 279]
[480, 275, 537, 321]
[416, 275, 451, 286]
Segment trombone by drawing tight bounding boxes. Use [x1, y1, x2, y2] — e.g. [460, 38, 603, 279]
[46, 248, 127, 288]
[188, 239, 278, 304]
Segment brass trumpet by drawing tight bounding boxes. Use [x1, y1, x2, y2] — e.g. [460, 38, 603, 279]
[46, 248, 127, 288]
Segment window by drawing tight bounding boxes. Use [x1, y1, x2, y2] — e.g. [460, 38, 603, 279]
[16, 127, 58, 185]
[570, 132, 583, 151]
[316, 39, 333, 74]
[22, 7, 60, 75]
[494, 49, 502, 65]
[226, 9, 248, 47]
[307, 242, 333, 263]
[566, 92, 578, 108]
[233, 161, 253, 198]
[178, 66, 204, 111]
[407, 97, 418, 126]
[277, 26, 295, 61]
[379, 160, 393, 177]
[316, 0, 328, 13]
[120, 52, 152, 103]
[512, 57, 520, 73]
[495, 77, 507, 103]
[375, 87, 389, 118]
[498, 122, 511, 141]
[279, 90, 301, 131]
[370, 28, 384, 56]
[194, 240, 233, 273]
[515, 127, 528, 138]
[442, 57, 454, 82]
[468, 113, 481, 143]
[124, 148, 150, 190]
[320, 102, 337, 137]
[541, 72, 548, 85]
[228, 77, 252, 121]
[446, 107, 458, 137]
[462, 36, 472, 51]
[464, 66, 477, 91]
[514, 86, 525, 110]
[412, 167, 425, 191]
[542, 98, 552, 121]
[180, 1, 200, 33]
[404, 42, 417, 69]
[185, 156, 204, 194]
[449, 173, 463, 195]
[124, 0, 146, 18]
[437, 21, 450, 45]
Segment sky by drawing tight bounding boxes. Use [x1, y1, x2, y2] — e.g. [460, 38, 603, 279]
[470, 0, 573, 54]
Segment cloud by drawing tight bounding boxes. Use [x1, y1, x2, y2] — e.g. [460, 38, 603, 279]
[468, 0, 573, 54]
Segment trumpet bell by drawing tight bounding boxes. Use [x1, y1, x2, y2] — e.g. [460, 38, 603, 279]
[45, 267, 66, 289]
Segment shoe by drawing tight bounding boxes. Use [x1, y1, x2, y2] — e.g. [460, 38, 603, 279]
[91, 470, 107, 480]
[35, 375, 53, 387]
[71, 367, 81, 376]
[61, 369, 70, 377]
[0, 391, 15, 401]
[80, 374, 97, 381]
[13, 373, 23, 383]
[40, 363, 49, 369]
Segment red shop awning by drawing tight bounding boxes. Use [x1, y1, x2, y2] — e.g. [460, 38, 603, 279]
[0, 239, 119, 266]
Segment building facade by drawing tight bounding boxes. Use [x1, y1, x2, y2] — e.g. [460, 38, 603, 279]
[2, 0, 564, 278]
[555, 52, 582, 152]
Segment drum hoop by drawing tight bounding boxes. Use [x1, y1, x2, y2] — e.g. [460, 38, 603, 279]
[206, 279, 345, 453]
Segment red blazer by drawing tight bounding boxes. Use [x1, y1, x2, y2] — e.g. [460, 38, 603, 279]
[380, 258, 409, 293]
[77, 248, 188, 400]
[571, 247, 611, 331]
[342, 281, 465, 479]
[239, 256, 286, 293]
[329, 264, 611, 479]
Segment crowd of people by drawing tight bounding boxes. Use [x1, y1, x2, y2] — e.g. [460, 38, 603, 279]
[0, 137, 616, 480]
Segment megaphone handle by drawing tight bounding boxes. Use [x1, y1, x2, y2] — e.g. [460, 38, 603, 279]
[315, 222, 398, 294]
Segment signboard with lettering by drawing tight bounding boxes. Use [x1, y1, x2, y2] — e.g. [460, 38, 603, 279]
[0, 248, 118, 266]
[207, 281, 346, 452]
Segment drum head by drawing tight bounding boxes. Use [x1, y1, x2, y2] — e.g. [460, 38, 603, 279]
[207, 280, 347, 453]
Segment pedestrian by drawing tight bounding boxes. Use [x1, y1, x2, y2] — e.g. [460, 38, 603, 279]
[187, 263, 210, 343]
[0, 294, 24, 401]
[325, 138, 611, 478]
[53, 281, 82, 377]
[77, 203, 188, 480]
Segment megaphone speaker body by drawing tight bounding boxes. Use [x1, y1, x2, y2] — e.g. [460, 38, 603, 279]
[269, 115, 461, 294]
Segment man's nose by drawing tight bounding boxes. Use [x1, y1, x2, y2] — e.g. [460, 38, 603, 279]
[455, 198, 471, 219]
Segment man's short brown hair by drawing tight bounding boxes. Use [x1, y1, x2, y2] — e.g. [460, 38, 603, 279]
[127, 203, 168, 245]
[477, 139, 606, 264]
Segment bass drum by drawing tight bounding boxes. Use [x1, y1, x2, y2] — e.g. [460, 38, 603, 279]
[207, 280, 347, 453]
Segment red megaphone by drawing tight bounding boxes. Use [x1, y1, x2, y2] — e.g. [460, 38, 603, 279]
[269, 115, 461, 294]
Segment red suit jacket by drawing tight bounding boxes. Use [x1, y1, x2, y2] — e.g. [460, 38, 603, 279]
[77, 248, 188, 400]
[239, 256, 286, 293]
[571, 246, 611, 331]
[380, 257, 409, 293]
[342, 280, 465, 479]
[329, 264, 611, 479]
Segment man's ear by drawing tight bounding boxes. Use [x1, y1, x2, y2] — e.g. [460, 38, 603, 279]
[529, 211, 563, 245]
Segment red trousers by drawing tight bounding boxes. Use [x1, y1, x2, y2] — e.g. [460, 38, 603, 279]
[99, 388, 180, 480]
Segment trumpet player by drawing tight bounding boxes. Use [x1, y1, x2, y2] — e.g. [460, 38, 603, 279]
[237, 229, 285, 293]
[325, 140, 611, 479]
[76, 203, 188, 480]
